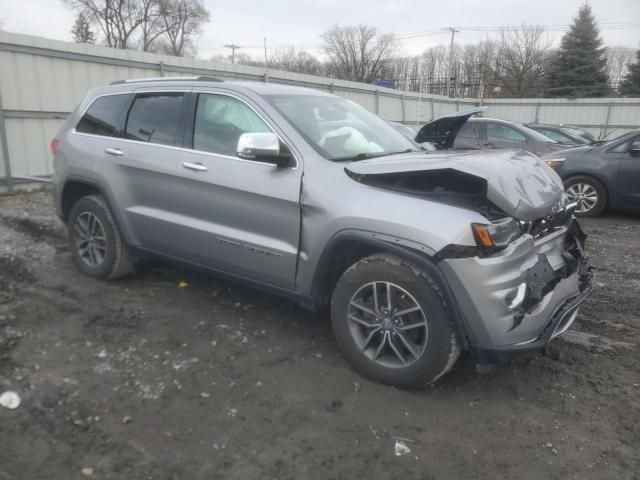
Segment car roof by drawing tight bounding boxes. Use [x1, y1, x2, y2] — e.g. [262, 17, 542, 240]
[99, 76, 333, 98]
[467, 117, 518, 126]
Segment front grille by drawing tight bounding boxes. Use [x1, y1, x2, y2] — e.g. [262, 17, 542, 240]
[522, 202, 576, 239]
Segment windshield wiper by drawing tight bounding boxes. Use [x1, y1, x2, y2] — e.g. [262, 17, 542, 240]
[331, 152, 377, 162]
[330, 149, 417, 162]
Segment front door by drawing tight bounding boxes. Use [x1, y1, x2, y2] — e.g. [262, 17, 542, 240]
[168, 90, 302, 289]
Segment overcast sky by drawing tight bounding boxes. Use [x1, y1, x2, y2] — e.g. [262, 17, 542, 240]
[0, 0, 638, 58]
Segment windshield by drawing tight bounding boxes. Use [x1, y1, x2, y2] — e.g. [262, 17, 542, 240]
[266, 94, 417, 161]
[564, 127, 596, 142]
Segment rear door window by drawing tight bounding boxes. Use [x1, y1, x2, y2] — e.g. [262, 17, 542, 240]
[76, 94, 130, 137]
[125, 93, 186, 147]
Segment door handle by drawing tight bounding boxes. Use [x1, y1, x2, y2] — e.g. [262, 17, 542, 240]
[182, 161, 208, 172]
[105, 147, 124, 156]
[483, 142, 495, 148]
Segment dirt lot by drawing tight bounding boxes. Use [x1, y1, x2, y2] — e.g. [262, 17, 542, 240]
[0, 190, 638, 480]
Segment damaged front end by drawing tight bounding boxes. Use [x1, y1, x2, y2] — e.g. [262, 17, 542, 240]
[438, 211, 596, 365]
[344, 149, 596, 363]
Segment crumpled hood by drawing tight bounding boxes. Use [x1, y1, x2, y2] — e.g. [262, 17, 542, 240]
[345, 149, 564, 222]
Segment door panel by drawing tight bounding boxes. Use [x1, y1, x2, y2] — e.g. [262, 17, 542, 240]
[617, 136, 640, 208]
[101, 91, 189, 253]
[167, 91, 302, 288]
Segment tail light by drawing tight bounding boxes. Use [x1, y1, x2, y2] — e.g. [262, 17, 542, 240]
[50, 138, 60, 154]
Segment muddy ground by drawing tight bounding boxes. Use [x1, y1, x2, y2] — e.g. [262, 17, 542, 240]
[0, 190, 638, 480]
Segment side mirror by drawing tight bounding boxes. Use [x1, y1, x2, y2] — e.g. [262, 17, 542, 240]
[237, 132, 290, 167]
[630, 141, 640, 158]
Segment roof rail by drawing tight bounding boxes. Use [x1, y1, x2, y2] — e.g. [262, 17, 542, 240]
[109, 76, 224, 85]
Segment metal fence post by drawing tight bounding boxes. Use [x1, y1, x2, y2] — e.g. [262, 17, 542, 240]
[0, 88, 13, 193]
[430, 97, 435, 121]
[602, 103, 613, 138]
[534, 103, 541, 124]
[159, 61, 165, 77]
[401, 94, 406, 123]
[375, 89, 380, 115]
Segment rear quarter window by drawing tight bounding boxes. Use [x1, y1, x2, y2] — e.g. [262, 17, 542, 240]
[76, 94, 130, 137]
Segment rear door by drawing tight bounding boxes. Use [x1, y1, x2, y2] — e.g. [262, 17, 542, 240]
[165, 89, 303, 288]
[90, 88, 191, 253]
[616, 134, 640, 208]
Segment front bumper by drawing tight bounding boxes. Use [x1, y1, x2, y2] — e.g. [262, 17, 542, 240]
[440, 220, 596, 364]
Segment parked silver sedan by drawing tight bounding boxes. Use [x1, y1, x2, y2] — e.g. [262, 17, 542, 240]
[416, 109, 569, 156]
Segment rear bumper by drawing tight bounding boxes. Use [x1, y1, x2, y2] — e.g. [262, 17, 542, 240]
[440, 219, 596, 364]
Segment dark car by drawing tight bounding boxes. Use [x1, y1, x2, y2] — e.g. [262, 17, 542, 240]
[526, 124, 587, 146]
[416, 110, 568, 156]
[543, 130, 640, 216]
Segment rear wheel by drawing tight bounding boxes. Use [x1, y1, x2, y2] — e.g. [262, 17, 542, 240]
[67, 195, 133, 280]
[330, 254, 460, 388]
[564, 175, 607, 217]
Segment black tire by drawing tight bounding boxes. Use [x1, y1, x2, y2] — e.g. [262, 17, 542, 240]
[564, 175, 607, 217]
[330, 254, 460, 388]
[67, 195, 133, 280]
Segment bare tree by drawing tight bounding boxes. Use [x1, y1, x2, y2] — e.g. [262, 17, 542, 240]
[65, 0, 146, 48]
[269, 47, 323, 75]
[485, 26, 551, 97]
[138, 0, 165, 52]
[158, 0, 209, 56]
[322, 25, 399, 83]
[606, 46, 636, 92]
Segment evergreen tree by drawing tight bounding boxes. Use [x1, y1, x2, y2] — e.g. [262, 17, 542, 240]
[545, 3, 610, 97]
[619, 50, 640, 96]
[71, 13, 96, 44]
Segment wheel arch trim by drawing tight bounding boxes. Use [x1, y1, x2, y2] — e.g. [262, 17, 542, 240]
[309, 230, 471, 349]
[59, 175, 135, 245]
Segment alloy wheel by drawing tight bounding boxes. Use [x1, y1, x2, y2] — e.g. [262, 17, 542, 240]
[566, 183, 598, 214]
[348, 281, 428, 368]
[73, 211, 107, 267]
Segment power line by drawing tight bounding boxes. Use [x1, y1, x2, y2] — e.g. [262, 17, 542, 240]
[398, 21, 640, 39]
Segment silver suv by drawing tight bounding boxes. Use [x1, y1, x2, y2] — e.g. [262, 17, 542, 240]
[51, 77, 595, 387]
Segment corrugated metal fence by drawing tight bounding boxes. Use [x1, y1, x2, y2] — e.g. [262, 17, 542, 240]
[1, 31, 639, 191]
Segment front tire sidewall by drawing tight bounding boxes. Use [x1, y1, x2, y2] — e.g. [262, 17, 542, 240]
[564, 176, 607, 217]
[331, 255, 457, 388]
[67, 196, 120, 279]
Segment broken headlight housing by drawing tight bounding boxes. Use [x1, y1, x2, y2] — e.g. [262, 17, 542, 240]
[472, 218, 522, 252]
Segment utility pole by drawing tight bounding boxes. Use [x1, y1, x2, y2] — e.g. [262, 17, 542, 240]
[445, 27, 459, 98]
[263, 38, 268, 66]
[223, 43, 242, 64]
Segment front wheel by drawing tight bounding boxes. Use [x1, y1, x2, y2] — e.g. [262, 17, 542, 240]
[330, 254, 460, 388]
[564, 176, 607, 217]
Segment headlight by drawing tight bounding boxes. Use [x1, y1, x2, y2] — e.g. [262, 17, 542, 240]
[545, 158, 565, 169]
[472, 218, 522, 250]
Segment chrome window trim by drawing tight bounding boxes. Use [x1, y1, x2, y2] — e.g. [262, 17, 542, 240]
[72, 88, 300, 171]
[70, 131, 287, 170]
